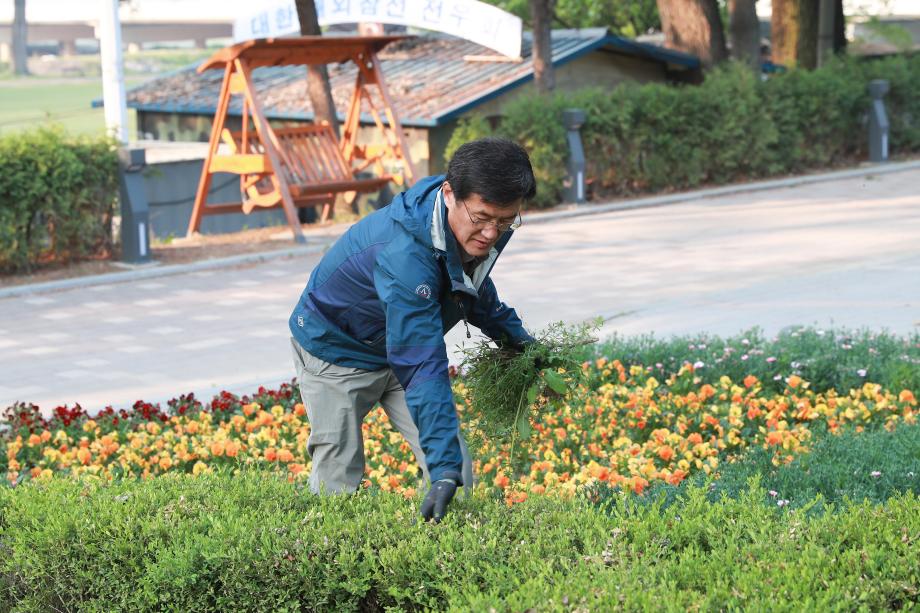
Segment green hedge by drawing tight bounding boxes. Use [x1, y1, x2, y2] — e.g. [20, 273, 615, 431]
[0, 126, 118, 273]
[1, 473, 918, 610]
[447, 55, 920, 207]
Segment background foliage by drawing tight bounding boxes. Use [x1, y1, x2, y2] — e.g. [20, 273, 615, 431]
[484, 0, 660, 37]
[447, 55, 920, 207]
[0, 126, 118, 273]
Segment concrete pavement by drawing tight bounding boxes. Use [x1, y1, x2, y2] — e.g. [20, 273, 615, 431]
[2, 166, 918, 413]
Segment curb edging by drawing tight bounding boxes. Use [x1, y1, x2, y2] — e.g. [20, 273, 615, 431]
[3, 159, 918, 298]
[0, 243, 332, 299]
[524, 159, 920, 225]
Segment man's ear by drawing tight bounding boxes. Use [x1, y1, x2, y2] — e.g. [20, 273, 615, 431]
[441, 181, 453, 207]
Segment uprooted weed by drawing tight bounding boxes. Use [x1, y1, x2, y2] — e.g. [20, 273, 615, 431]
[458, 320, 599, 467]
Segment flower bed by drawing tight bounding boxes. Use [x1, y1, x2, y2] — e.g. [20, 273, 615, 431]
[3, 360, 916, 503]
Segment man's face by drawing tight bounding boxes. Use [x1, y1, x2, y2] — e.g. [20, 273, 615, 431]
[443, 182, 521, 258]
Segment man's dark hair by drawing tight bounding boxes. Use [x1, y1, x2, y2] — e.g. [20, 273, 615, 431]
[445, 137, 537, 207]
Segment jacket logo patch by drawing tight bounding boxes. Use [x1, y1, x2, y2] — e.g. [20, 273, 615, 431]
[415, 283, 432, 300]
[297, 315, 304, 327]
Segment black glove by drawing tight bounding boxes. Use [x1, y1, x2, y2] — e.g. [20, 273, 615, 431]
[420, 474, 460, 523]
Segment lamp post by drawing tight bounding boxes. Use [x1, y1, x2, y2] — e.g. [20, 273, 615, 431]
[562, 108, 587, 204]
[868, 80, 890, 164]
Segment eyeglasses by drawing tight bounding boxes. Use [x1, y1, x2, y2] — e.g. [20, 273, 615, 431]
[459, 199, 522, 233]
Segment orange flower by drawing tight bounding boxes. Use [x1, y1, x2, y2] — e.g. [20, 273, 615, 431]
[209, 441, 225, 457]
[632, 477, 649, 495]
[787, 375, 802, 389]
[224, 441, 240, 457]
[494, 473, 510, 489]
[27, 433, 41, 446]
[766, 431, 783, 446]
[666, 470, 688, 486]
[743, 375, 758, 389]
[159, 456, 173, 471]
[657, 445, 675, 462]
[277, 449, 294, 463]
[899, 390, 916, 405]
[530, 484, 546, 494]
[40, 430, 52, 443]
[76, 448, 91, 465]
[554, 427, 567, 441]
[687, 432, 703, 445]
[506, 491, 528, 505]
[747, 407, 762, 420]
[264, 448, 278, 462]
[294, 403, 307, 417]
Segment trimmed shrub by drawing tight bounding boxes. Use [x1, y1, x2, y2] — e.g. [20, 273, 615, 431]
[0, 126, 119, 273]
[447, 55, 920, 208]
[1, 472, 919, 610]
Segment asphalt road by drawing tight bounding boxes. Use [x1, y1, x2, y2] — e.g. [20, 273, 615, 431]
[2, 167, 918, 413]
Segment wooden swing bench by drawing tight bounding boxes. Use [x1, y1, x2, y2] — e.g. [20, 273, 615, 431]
[216, 124, 392, 221]
[188, 36, 415, 243]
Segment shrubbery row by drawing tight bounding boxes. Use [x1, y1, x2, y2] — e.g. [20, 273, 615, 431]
[0, 127, 118, 273]
[447, 56, 920, 207]
[1, 471, 918, 611]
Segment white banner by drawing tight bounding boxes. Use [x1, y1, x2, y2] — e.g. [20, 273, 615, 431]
[233, 0, 522, 58]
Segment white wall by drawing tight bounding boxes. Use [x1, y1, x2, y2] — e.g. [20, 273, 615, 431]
[756, 1, 920, 19]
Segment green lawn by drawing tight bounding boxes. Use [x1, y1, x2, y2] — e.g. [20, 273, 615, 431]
[0, 78, 141, 138]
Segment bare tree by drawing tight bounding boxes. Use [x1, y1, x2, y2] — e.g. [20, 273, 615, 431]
[294, 0, 339, 135]
[530, 0, 555, 94]
[657, 0, 728, 68]
[729, 0, 760, 69]
[13, 0, 29, 75]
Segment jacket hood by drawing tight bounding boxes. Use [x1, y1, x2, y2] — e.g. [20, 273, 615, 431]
[387, 174, 445, 247]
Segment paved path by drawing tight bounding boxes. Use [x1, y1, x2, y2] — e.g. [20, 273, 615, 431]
[2, 168, 918, 413]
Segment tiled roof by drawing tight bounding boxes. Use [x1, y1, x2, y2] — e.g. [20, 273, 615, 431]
[122, 29, 699, 127]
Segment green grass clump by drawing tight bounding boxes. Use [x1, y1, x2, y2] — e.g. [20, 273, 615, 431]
[1, 471, 919, 610]
[459, 320, 598, 444]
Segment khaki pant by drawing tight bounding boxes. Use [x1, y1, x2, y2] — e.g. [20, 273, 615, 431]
[291, 338, 473, 495]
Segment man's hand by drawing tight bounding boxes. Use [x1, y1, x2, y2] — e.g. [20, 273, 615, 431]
[420, 478, 458, 523]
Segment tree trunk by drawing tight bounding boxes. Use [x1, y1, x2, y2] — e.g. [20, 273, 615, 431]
[729, 0, 760, 70]
[833, 0, 847, 55]
[657, 0, 728, 68]
[816, 0, 835, 66]
[294, 0, 339, 136]
[530, 0, 555, 94]
[13, 0, 29, 76]
[771, 0, 820, 69]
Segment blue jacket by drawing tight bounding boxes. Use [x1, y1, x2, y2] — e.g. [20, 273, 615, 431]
[289, 175, 532, 483]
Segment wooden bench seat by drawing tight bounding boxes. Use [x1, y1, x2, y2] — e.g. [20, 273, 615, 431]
[216, 124, 391, 221]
